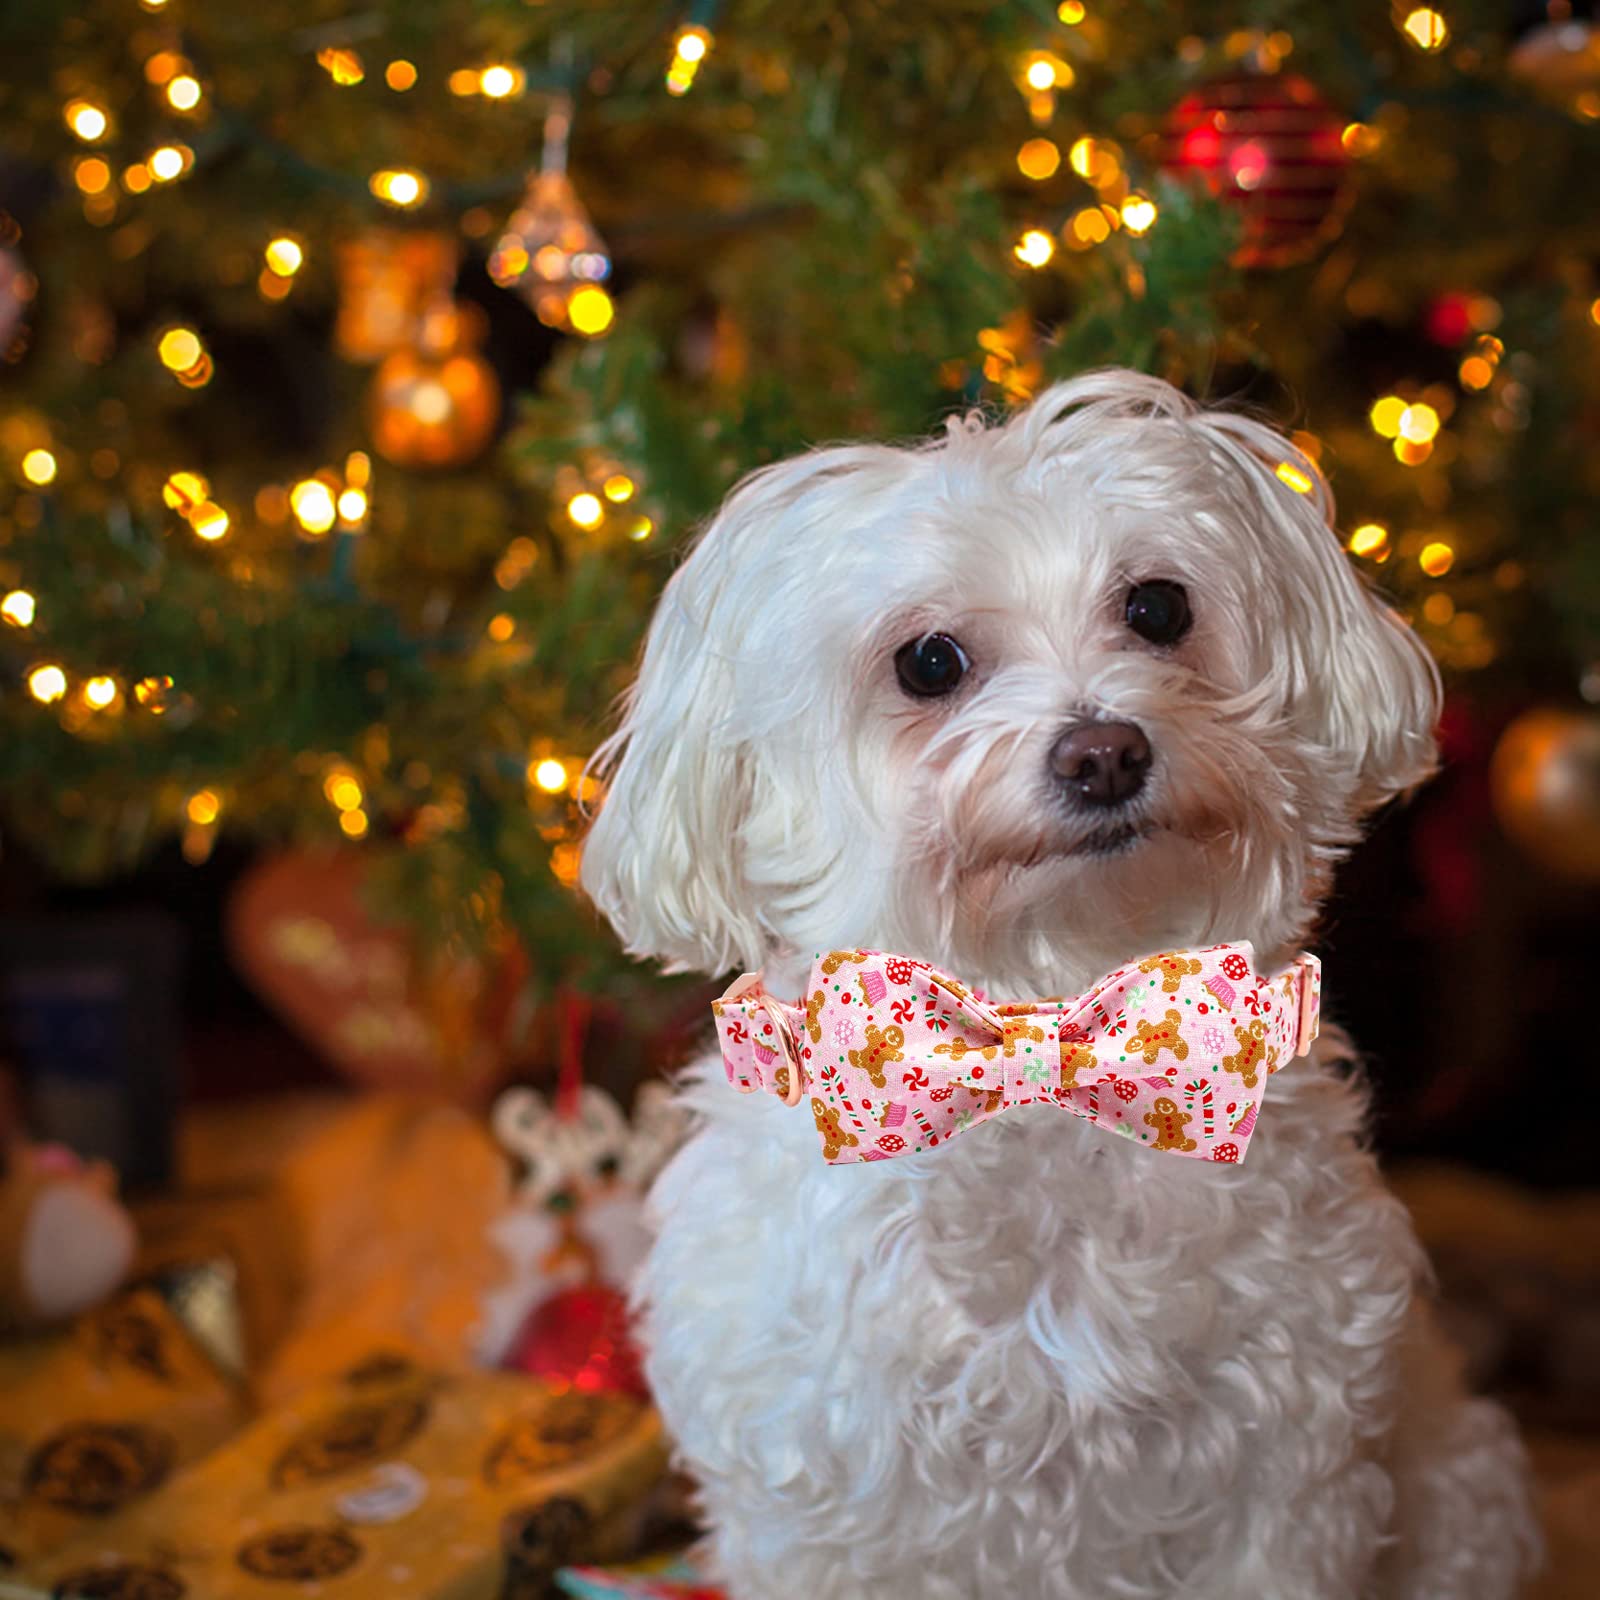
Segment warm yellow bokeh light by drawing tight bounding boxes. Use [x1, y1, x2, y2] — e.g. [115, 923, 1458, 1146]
[567, 286, 615, 336]
[1369, 394, 1407, 438]
[167, 74, 202, 110]
[27, 664, 67, 704]
[1419, 542, 1454, 577]
[385, 60, 418, 91]
[74, 157, 111, 195]
[550, 841, 581, 886]
[1120, 194, 1158, 235]
[84, 675, 118, 709]
[186, 788, 222, 825]
[324, 772, 364, 811]
[1, 590, 36, 628]
[290, 479, 337, 534]
[1348, 523, 1389, 557]
[264, 237, 303, 276]
[190, 502, 230, 540]
[1023, 54, 1071, 91]
[1069, 207, 1112, 245]
[1397, 402, 1440, 444]
[567, 492, 604, 528]
[1017, 138, 1061, 180]
[487, 613, 516, 642]
[675, 26, 710, 63]
[162, 470, 209, 510]
[370, 169, 427, 208]
[318, 47, 365, 86]
[1422, 592, 1456, 626]
[158, 326, 203, 372]
[123, 163, 152, 194]
[629, 516, 654, 541]
[602, 474, 635, 503]
[1058, 1, 1086, 21]
[1275, 461, 1314, 494]
[1459, 355, 1494, 390]
[533, 758, 569, 794]
[337, 488, 368, 523]
[480, 65, 519, 98]
[1401, 8, 1449, 51]
[148, 145, 188, 181]
[21, 449, 57, 486]
[66, 101, 109, 141]
[339, 808, 369, 839]
[1341, 122, 1382, 158]
[1014, 228, 1055, 268]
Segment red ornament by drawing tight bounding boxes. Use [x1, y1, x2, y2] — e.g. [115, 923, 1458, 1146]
[1160, 74, 1352, 269]
[504, 1283, 649, 1401]
[1425, 293, 1474, 347]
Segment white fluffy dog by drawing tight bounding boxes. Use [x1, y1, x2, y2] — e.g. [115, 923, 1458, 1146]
[580, 371, 1539, 1599]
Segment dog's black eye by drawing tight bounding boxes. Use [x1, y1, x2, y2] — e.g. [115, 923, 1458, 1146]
[895, 633, 969, 698]
[1124, 581, 1192, 646]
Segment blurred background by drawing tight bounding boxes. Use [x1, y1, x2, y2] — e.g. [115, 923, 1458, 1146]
[0, 2, 1595, 1596]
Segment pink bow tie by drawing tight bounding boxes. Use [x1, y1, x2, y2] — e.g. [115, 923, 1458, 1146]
[713, 944, 1320, 1166]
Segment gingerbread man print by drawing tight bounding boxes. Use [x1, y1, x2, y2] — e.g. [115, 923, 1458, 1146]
[810, 1098, 859, 1161]
[1059, 1037, 1097, 1090]
[1143, 1096, 1197, 1152]
[848, 1023, 905, 1089]
[1139, 953, 1203, 993]
[820, 949, 870, 976]
[1131, 1008, 1189, 1066]
[804, 989, 827, 1043]
[1222, 1019, 1268, 1088]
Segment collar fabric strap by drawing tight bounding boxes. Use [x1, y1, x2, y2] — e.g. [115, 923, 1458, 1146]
[712, 944, 1319, 1167]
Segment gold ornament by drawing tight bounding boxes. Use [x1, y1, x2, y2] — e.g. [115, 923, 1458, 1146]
[335, 229, 457, 364]
[367, 303, 500, 470]
[1490, 707, 1600, 883]
[488, 94, 612, 332]
[1509, 21, 1600, 106]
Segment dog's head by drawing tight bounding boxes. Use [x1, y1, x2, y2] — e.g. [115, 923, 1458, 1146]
[581, 370, 1439, 992]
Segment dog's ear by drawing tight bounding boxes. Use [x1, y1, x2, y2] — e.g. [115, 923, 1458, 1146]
[579, 446, 888, 976]
[1191, 409, 1442, 814]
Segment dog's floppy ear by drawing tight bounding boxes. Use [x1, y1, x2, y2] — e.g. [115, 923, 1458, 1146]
[1192, 410, 1442, 814]
[580, 446, 887, 976]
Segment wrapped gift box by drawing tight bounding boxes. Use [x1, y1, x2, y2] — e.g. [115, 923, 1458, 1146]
[18, 1355, 666, 1599]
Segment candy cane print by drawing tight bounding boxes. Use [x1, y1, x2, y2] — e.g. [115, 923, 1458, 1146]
[1184, 1078, 1214, 1139]
[838, 1093, 874, 1136]
[911, 1105, 939, 1147]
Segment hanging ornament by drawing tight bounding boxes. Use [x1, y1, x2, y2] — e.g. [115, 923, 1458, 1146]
[489, 92, 614, 334]
[367, 301, 501, 470]
[228, 848, 529, 1102]
[335, 229, 458, 363]
[485, 995, 686, 1395]
[1509, 16, 1600, 105]
[1489, 706, 1600, 883]
[1160, 73, 1352, 269]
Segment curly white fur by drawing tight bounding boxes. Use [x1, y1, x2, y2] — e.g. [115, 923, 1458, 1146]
[581, 371, 1540, 1598]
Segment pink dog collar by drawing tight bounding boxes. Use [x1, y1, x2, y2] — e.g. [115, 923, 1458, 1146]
[713, 944, 1320, 1167]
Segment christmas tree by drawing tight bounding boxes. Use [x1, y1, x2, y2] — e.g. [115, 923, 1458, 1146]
[2, 0, 1597, 1031]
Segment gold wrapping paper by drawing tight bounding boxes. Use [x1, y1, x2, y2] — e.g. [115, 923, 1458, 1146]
[0, 1286, 246, 1568]
[20, 1359, 667, 1599]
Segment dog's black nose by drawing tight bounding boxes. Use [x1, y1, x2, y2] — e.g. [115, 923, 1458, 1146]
[1050, 720, 1152, 807]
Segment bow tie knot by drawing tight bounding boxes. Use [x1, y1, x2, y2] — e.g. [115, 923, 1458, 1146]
[713, 944, 1320, 1166]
